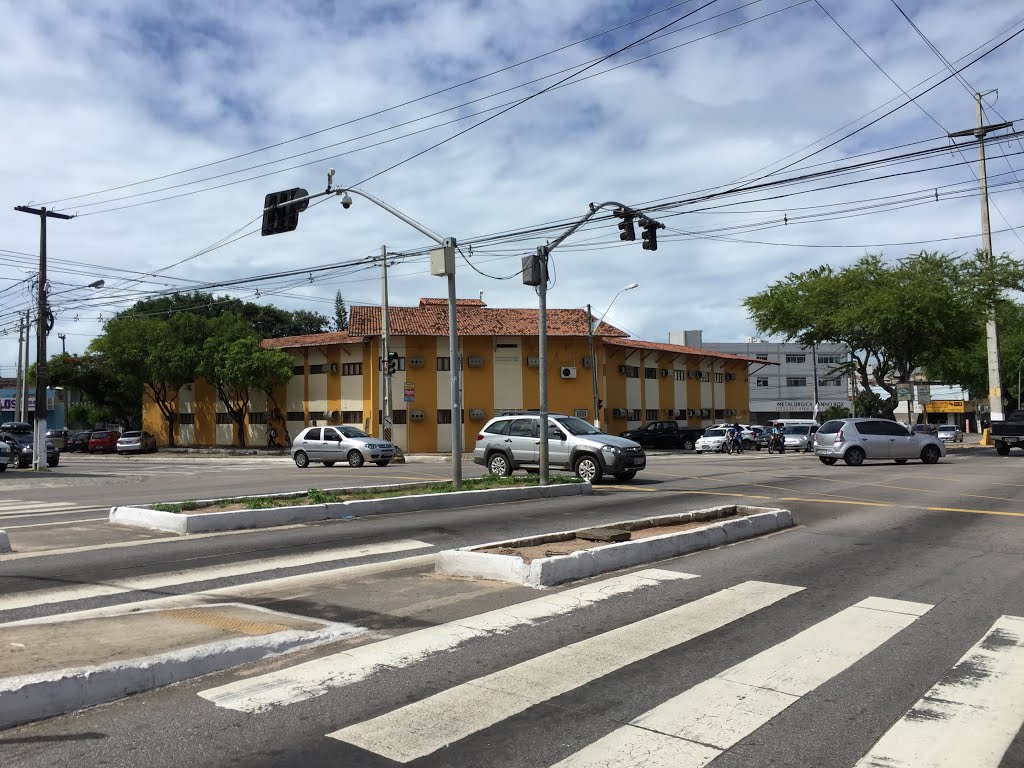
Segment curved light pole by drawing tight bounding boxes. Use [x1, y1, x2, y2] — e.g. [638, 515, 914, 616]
[588, 283, 638, 428]
[1017, 356, 1024, 413]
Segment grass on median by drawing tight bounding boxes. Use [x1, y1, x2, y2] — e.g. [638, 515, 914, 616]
[149, 473, 581, 514]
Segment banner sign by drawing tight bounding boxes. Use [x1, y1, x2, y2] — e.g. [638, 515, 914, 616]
[1, 395, 55, 412]
[404, 382, 415, 403]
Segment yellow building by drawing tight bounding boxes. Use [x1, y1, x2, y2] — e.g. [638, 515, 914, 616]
[144, 298, 770, 450]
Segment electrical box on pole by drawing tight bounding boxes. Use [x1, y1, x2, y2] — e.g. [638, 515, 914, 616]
[521, 252, 548, 286]
[430, 242, 456, 276]
[261, 188, 309, 236]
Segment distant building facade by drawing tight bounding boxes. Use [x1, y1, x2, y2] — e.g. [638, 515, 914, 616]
[671, 331, 851, 423]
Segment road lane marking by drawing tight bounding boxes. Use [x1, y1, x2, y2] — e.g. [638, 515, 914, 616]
[779, 497, 892, 507]
[925, 506, 1024, 518]
[673, 490, 772, 500]
[855, 615, 1024, 768]
[327, 580, 802, 763]
[554, 596, 932, 768]
[1, 517, 108, 529]
[0, 539, 432, 612]
[199, 568, 698, 713]
[592, 485, 659, 492]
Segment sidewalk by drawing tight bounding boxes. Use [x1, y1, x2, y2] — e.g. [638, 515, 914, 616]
[158, 446, 464, 463]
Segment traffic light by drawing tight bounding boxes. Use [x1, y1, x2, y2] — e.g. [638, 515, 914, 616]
[641, 219, 659, 251]
[261, 188, 309, 236]
[387, 352, 399, 375]
[615, 210, 635, 241]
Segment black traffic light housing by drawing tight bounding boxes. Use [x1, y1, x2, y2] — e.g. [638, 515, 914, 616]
[387, 351, 399, 375]
[261, 188, 310, 236]
[614, 208, 636, 241]
[640, 217, 663, 251]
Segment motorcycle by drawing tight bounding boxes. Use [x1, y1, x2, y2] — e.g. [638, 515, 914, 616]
[767, 433, 785, 454]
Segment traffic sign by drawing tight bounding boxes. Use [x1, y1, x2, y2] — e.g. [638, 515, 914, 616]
[404, 382, 415, 402]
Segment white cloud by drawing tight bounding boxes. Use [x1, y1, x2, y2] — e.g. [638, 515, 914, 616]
[1, 0, 1023, 380]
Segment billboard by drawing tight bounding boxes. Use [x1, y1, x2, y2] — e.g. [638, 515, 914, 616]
[0, 395, 56, 412]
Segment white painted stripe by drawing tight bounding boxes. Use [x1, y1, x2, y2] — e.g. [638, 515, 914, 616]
[0, 501, 78, 510]
[199, 568, 697, 712]
[0, 539, 431, 612]
[328, 580, 803, 763]
[0, 508, 104, 521]
[855, 614, 1024, 768]
[1, 517, 107, 529]
[553, 596, 932, 768]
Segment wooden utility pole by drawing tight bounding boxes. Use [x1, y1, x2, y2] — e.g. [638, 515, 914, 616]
[948, 93, 1013, 423]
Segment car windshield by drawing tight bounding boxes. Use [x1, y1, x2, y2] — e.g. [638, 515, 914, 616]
[122, 431, 141, 438]
[782, 426, 810, 435]
[554, 416, 603, 436]
[938, 425, 955, 431]
[703, 429, 727, 437]
[339, 426, 370, 439]
[9, 433, 32, 445]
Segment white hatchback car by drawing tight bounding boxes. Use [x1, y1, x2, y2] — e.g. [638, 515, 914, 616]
[813, 418, 946, 466]
[291, 425, 396, 468]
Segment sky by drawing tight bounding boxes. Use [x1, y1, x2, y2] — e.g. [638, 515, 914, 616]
[2, 0, 1024, 379]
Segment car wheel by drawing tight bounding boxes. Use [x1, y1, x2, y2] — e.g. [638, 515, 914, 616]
[375, 460, 390, 467]
[323, 461, 336, 467]
[695, 450, 702, 454]
[574, 454, 603, 483]
[921, 445, 941, 465]
[347, 450, 365, 468]
[819, 457, 837, 465]
[682, 439, 695, 451]
[487, 452, 511, 477]
[294, 450, 309, 468]
[894, 459, 908, 464]
[613, 471, 637, 481]
[996, 442, 1011, 456]
[743, 439, 754, 450]
[0, 463, 6, 472]
[48, 457, 59, 468]
[843, 447, 866, 466]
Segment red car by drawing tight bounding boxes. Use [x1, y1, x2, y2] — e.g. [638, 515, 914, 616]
[88, 430, 121, 453]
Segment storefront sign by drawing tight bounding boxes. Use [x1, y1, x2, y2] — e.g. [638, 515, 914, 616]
[404, 382, 415, 403]
[774, 401, 848, 410]
[1, 395, 55, 412]
[925, 400, 967, 414]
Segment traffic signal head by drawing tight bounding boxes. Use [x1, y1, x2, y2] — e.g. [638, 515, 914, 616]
[261, 188, 309, 236]
[617, 214, 635, 242]
[641, 220, 659, 251]
[387, 351, 399, 375]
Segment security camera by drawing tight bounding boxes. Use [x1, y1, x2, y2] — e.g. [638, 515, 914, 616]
[340, 192, 353, 209]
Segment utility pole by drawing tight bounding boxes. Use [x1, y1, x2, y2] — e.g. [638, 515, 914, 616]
[537, 246, 550, 485]
[14, 205, 73, 470]
[811, 343, 819, 421]
[20, 310, 30, 422]
[15, 314, 24, 422]
[949, 93, 1013, 423]
[588, 304, 599, 428]
[380, 245, 392, 443]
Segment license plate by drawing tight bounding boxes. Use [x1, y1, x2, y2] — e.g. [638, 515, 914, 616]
[633, 458, 645, 466]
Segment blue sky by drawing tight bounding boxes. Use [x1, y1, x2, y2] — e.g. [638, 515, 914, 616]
[1, 0, 1023, 375]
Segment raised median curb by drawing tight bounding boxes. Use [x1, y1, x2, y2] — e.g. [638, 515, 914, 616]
[0, 530, 10, 554]
[0, 604, 363, 731]
[436, 505, 793, 588]
[110, 481, 592, 535]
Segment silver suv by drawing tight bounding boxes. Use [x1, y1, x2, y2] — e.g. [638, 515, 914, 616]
[474, 412, 646, 482]
[813, 418, 946, 466]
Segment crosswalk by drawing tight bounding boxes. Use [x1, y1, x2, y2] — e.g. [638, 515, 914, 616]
[0, 499, 94, 521]
[195, 571, 1024, 767]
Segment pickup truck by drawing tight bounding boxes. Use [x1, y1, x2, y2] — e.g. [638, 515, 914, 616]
[990, 411, 1024, 455]
[619, 420, 704, 450]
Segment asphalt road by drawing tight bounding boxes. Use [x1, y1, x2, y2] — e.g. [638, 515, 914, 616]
[2, 447, 1023, 767]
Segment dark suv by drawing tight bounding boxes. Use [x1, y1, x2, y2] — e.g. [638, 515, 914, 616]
[0, 424, 60, 468]
[474, 412, 646, 482]
[619, 420, 703, 450]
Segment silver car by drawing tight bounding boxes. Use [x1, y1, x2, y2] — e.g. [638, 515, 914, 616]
[291, 425, 395, 468]
[782, 424, 818, 452]
[936, 424, 964, 443]
[813, 418, 946, 466]
[116, 430, 158, 454]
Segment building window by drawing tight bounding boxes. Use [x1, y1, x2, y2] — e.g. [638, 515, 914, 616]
[714, 373, 724, 383]
[786, 377, 807, 387]
[645, 409, 658, 421]
[309, 364, 328, 374]
[756, 354, 769, 361]
[392, 410, 407, 425]
[818, 354, 844, 365]
[437, 357, 451, 371]
[628, 409, 641, 421]
[216, 412, 233, 425]
[700, 371, 710, 382]
[756, 377, 769, 388]
[818, 378, 842, 387]
[645, 367, 657, 380]
[436, 409, 463, 423]
[342, 363, 362, 376]
[292, 365, 305, 376]
[286, 411, 304, 421]
[178, 412, 195, 425]
[715, 409, 725, 419]
[341, 410, 363, 423]
[622, 365, 640, 378]
[785, 354, 806, 364]
[574, 408, 589, 419]
[674, 369, 685, 381]
[249, 411, 268, 424]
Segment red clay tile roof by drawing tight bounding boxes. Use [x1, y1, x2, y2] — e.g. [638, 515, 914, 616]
[261, 331, 360, 349]
[348, 301, 628, 338]
[604, 337, 778, 365]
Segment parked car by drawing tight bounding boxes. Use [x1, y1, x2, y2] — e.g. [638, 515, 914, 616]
[910, 424, 938, 437]
[694, 427, 730, 453]
[88, 430, 121, 453]
[618, 420, 703, 450]
[0, 421, 33, 434]
[781, 423, 819, 452]
[936, 424, 964, 443]
[989, 409, 1024, 455]
[475, 412, 646, 482]
[45, 428, 70, 451]
[116, 430, 158, 454]
[292, 425, 395, 469]
[813, 418, 945, 466]
[66, 430, 95, 452]
[0, 437, 13, 470]
[1, 431, 59, 468]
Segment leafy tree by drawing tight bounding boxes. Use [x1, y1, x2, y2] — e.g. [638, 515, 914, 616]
[200, 316, 293, 447]
[745, 252, 1001, 417]
[46, 352, 141, 429]
[820, 404, 851, 421]
[334, 291, 349, 331]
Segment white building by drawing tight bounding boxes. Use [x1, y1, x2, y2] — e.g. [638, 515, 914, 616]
[670, 331, 851, 423]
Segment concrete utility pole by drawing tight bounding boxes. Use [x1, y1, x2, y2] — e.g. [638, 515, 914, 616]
[14, 205, 73, 470]
[20, 310, 30, 422]
[948, 93, 1013, 423]
[588, 304, 599, 427]
[15, 313, 24, 421]
[380, 244, 392, 443]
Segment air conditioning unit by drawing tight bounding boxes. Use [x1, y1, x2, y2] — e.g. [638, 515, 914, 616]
[468, 355, 484, 368]
[527, 356, 540, 368]
[660, 368, 670, 378]
[687, 409, 697, 417]
[725, 373, 736, 381]
[325, 410, 339, 420]
[560, 366, 577, 379]
[700, 409, 711, 417]
[409, 356, 425, 368]
[409, 410, 425, 421]
[618, 365, 628, 374]
[329, 363, 338, 373]
[469, 408, 485, 420]
[581, 358, 592, 369]
[726, 409, 736, 416]
[612, 408, 628, 418]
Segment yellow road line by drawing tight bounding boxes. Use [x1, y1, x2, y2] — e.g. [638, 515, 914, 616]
[593, 485, 660, 492]
[925, 506, 1024, 518]
[778, 497, 891, 507]
[674, 490, 772, 500]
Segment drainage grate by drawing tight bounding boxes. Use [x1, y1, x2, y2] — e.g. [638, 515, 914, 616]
[158, 608, 291, 636]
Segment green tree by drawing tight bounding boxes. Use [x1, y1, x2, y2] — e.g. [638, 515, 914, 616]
[334, 291, 348, 331]
[46, 352, 141, 429]
[200, 316, 293, 447]
[745, 252, 990, 417]
[820, 404, 851, 421]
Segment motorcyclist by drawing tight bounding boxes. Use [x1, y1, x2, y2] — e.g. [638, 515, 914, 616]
[769, 423, 785, 453]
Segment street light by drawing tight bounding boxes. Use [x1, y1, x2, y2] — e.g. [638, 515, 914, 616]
[588, 283, 638, 428]
[1016, 356, 1024, 412]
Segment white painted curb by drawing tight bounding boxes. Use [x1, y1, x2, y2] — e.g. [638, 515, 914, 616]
[110, 482, 591, 534]
[0, 621, 363, 731]
[0, 530, 10, 554]
[436, 505, 793, 588]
